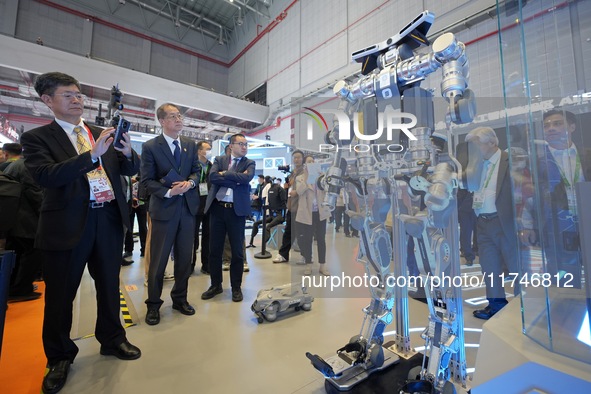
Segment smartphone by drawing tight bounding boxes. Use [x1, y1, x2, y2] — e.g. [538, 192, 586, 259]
[113, 117, 131, 149]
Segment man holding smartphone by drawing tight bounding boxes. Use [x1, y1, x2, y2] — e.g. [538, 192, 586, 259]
[20, 72, 141, 394]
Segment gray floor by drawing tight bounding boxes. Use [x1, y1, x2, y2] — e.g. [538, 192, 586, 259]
[63, 226, 491, 394]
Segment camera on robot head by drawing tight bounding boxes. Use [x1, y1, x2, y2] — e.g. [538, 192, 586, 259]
[109, 85, 124, 126]
[108, 85, 130, 149]
[278, 164, 291, 174]
[350, 10, 434, 75]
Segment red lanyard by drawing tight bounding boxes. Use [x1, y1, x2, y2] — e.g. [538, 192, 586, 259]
[80, 124, 103, 170]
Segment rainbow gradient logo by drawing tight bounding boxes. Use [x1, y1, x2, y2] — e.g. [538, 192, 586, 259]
[303, 107, 328, 135]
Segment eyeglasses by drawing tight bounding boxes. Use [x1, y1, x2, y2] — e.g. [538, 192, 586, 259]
[165, 113, 183, 120]
[543, 119, 565, 129]
[232, 142, 248, 148]
[53, 92, 85, 101]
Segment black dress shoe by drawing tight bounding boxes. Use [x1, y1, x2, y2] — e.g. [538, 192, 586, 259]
[145, 309, 160, 325]
[100, 340, 141, 360]
[245, 244, 255, 248]
[172, 302, 196, 315]
[42, 359, 71, 394]
[200, 268, 210, 275]
[473, 304, 506, 320]
[8, 291, 42, 303]
[201, 285, 223, 300]
[232, 288, 243, 302]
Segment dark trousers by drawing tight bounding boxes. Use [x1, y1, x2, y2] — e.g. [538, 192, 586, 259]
[6, 236, 42, 295]
[278, 211, 293, 259]
[209, 203, 246, 289]
[458, 208, 477, 262]
[297, 211, 327, 264]
[334, 206, 345, 230]
[476, 216, 519, 305]
[192, 212, 210, 271]
[249, 217, 273, 244]
[146, 201, 195, 309]
[250, 214, 284, 244]
[43, 203, 125, 364]
[124, 204, 147, 255]
[265, 215, 285, 243]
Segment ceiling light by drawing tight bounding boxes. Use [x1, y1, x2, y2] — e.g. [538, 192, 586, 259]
[217, 29, 224, 45]
[236, 8, 243, 26]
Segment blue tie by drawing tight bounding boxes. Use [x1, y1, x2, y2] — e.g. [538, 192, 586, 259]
[479, 160, 490, 190]
[173, 140, 181, 169]
[231, 157, 240, 170]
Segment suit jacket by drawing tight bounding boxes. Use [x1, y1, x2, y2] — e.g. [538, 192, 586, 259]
[20, 120, 140, 251]
[140, 134, 200, 220]
[4, 158, 42, 239]
[538, 145, 591, 215]
[528, 144, 591, 248]
[205, 154, 255, 216]
[493, 150, 516, 238]
[294, 172, 331, 225]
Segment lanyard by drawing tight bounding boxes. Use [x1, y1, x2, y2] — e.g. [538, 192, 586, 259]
[83, 125, 96, 146]
[81, 125, 104, 170]
[200, 164, 208, 183]
[482, 160, 497, 189]
[555, 152, 581, 188]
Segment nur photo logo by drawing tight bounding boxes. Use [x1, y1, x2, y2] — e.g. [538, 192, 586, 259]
[303, 105, 418, 153]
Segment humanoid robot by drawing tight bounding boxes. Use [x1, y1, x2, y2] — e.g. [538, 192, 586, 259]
[305, 11, 477, 393]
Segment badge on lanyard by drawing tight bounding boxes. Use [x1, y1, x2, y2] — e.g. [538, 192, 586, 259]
[566, 187, 577, 214]
[88, 172, 115, 202]
[199, 182, 208, 196]
[472, 191, 485, 210]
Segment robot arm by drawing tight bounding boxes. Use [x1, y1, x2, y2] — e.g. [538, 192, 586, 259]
[334, 33, 476, 126]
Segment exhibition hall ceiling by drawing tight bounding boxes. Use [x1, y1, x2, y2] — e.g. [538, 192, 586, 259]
[0, 65, 254, 139]
[62, 0, 273, 50]
[0, 0, 275, 136]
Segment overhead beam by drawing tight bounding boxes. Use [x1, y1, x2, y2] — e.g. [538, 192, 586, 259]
[0, 35, 268, 124]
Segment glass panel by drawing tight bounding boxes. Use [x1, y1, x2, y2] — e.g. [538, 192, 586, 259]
[496, 0, 591, 364]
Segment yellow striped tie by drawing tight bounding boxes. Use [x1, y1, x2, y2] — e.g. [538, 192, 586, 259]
[74, 126, 92, 153]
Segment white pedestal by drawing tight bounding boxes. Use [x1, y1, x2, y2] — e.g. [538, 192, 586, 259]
[472, 298, 591, 393]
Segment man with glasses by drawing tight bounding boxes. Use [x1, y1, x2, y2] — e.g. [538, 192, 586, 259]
[465, 127, 519, 320]
[520, 109, 591, 288]
[20, 72, 141, 394]
[141, 103, 201, 325]
[201, 134, 255, 302]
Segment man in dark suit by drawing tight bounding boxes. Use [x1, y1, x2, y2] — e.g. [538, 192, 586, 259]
[520, 109, 591, 288]
[465, 126, 519, 320]
[20, 72, 141, 394]
[141, 103, 200, 325]
[201, 134, 255, 302]
[4, 155, 43, 302]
